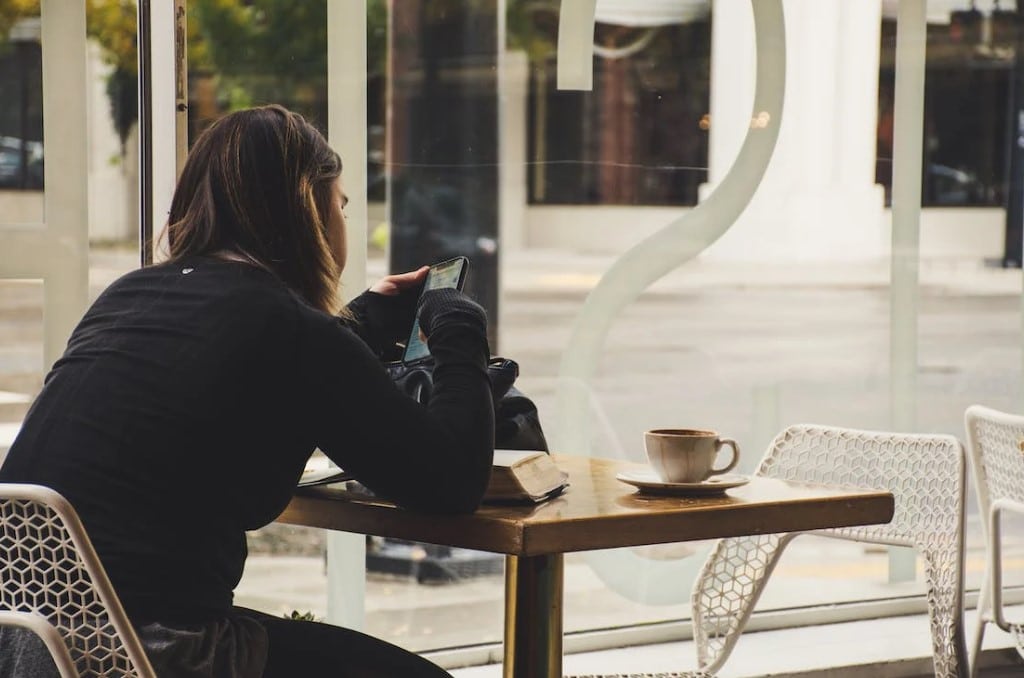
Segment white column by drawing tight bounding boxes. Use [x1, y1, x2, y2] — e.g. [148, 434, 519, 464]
[325, 0, 368, 631]
[86, 42, 131, 243]
[887, 0, 927, 584]
[703, 0, 886, 262]
[499, 49, 529, 252]
[149, 0, 178, 261]
[39, 0, 89, 369]
[706, 0, 756, 185]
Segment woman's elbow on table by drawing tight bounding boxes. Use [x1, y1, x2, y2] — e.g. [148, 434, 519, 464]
[429, 488, 488, 515]
[399, 446, 494, 514]
[396, 482, 487, 515]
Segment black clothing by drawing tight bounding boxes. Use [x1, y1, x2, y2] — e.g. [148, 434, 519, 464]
[247, 607, 451, 678]
[344, 283, 420, 362]
[0, 606, 453, 678]
[0, 256, 494, 627]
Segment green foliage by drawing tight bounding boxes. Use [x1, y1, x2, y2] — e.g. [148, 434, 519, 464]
[87, 0, 138, 149]
[285, 609, 320, 622]
[0, 0, 39, 52]
[86, 0, 137, 74]
[188, 0, 328, 113]
[367, 0, 386, 77]
[506, 0, 558, 64]
[105, 64, 136, 148]
[0, 1, 138, 148]
[0, 1, 544, 144]
[0, 0, 137, 72]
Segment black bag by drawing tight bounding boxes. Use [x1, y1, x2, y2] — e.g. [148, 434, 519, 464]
[385, 357, 549, 451]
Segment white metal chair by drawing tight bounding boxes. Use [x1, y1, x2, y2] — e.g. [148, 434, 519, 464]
[0, 483, 156, 677]
[964, 405, 1024, 676]
[566, 424, 967, 678]
[687, 424, 967, 678]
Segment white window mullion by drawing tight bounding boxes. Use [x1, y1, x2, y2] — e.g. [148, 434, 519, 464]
[0, 1, 89, 372]
[325, 0, 369, 631]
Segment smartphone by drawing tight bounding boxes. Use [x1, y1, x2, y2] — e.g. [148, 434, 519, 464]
[401, 256, 469, 363]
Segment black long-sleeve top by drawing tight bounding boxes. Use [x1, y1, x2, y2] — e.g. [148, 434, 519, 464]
[0, 256, 494, 624]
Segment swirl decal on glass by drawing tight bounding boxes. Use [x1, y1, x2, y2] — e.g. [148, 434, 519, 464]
[554, 0, 787, 604]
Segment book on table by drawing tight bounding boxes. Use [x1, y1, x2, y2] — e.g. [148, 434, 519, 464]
[297, 465, 352, 488]
[297, 449, 568, 504]
[485, 449, 568, 503]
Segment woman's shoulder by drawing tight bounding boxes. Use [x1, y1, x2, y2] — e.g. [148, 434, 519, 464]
[108, 256, 289, 298]
[93, 256, 304, 325]
[97, 256, 353, 337]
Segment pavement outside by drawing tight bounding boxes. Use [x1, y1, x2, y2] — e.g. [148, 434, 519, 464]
[2, 245, 1024, 670]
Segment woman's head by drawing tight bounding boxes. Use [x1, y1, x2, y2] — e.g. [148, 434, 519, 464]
[165, 105, 345, 313]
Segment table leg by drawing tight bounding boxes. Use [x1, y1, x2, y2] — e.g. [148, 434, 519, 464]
[503, 553, 564, 678]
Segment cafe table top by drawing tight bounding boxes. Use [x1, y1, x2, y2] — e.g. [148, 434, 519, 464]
[278, 455, 895, 557]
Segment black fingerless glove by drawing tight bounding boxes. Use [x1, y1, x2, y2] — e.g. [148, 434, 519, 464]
[344, 288, 421, 360]
[417, 288, 487, 337]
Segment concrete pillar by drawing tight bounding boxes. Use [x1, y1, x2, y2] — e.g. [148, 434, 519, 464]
[499, 49, 529, 252]
[86, 42, 132, 243]
[325, 0, 368, 631]
[703, 0, 886, 262]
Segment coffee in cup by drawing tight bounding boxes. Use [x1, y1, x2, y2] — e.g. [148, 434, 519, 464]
[644, 429, 740, 484]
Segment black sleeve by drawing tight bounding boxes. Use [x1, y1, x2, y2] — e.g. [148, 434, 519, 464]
[298, 308, 494, 514]
[341, 288, 420, 361]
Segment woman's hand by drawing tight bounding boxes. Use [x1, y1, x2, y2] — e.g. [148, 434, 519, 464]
[417, 288, 487, 337]
[369, 266, 429, 296]
[342, 266, 430, 360]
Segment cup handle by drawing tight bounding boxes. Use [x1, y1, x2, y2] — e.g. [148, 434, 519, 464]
[711, 438, 740, 475]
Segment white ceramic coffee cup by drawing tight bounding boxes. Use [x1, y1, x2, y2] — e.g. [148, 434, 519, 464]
[644, 428, 740, 484]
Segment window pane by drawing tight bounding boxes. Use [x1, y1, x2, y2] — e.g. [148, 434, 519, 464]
[185, 0, 1024, 656]
[10, 0, 1024, 670]
[0, 13, 43, 222]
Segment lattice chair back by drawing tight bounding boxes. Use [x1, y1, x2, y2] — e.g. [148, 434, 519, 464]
[0, 484, 156, 677]
[691, 425, 966, 678]
[964, 405, 1024, 676]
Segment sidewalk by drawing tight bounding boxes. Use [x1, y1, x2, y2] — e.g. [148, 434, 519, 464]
[447, 608, 1024, 677]
[86, 246, 1024, 298]
[498, 247, 1022, 296]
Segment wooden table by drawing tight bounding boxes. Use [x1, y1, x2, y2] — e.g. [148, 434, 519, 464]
[279, 455, 895, 678]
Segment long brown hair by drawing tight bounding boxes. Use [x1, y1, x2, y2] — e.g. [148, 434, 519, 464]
[164, 105, 343, 313]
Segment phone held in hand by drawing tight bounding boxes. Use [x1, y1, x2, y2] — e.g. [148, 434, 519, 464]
[401, 256, 469, 364]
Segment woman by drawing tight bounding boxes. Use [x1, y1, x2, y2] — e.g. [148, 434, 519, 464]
[0, 105, 494, 677]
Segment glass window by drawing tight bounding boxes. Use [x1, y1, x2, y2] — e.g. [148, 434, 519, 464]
[520, 12, 712, 206]
[877, 7, 1013, 207]
[0, 279, 41, 459]
[0, 36, 43, 191]
[6, 0, 1024, 671]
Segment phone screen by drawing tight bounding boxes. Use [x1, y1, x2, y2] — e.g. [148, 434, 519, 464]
[402, 257, 468, 363]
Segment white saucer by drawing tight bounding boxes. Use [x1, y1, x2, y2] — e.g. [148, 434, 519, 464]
[616, 470, 750, 496]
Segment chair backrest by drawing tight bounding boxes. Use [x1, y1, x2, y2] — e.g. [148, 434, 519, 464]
[963, 404, 1024, 658]
[0, 483, 156, 678]
[692, 424, 967, 677]
[964, 405, 1024, 519]
[758, 424, 965, 551]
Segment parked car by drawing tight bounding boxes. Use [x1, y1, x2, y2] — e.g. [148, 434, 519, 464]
[924, 163, 987, 206]
[0, 136, 44, 189]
